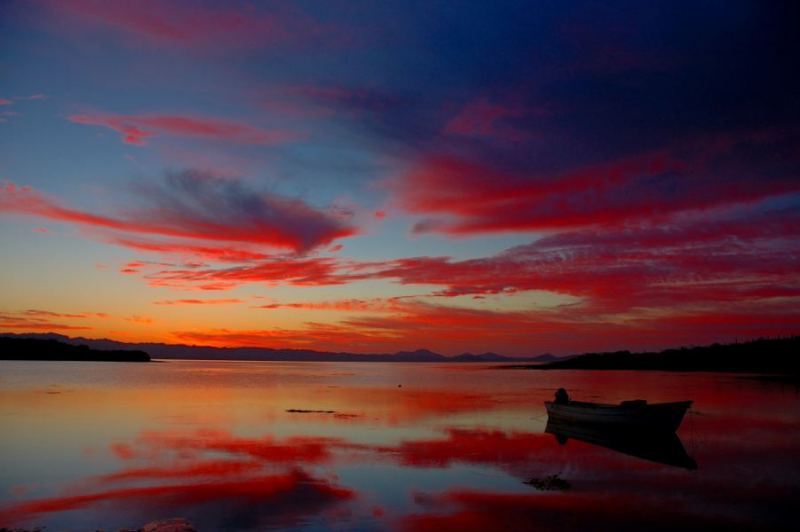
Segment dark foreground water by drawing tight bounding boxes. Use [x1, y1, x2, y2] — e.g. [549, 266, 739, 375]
[0, 360, 797, 531]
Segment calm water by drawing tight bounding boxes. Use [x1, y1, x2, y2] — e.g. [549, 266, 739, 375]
[0, 360, 797, 531]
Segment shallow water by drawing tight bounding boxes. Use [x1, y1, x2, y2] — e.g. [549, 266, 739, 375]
[0, 360, 797, 530]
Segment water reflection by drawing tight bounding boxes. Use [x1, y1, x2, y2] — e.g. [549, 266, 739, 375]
[545, 420, 698, 470]
[1, 470, 353, 531]
[0, 361, 797, 530]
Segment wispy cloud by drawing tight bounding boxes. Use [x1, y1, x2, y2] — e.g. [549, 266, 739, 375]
[0, 311, 94, 332]
[68, 112, 301, 146]
[154, 299, 242, 306]
[37, 0, 349, 52]
[391, 130, 800, 236]
[1, 171, 356, 253]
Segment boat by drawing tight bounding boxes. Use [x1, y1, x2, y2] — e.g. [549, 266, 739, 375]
[545, 419, 697, 470]
[544, 398, 692, 432]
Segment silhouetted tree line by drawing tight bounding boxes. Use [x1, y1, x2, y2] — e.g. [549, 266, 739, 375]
[537, 336, 799, 373]
[0, 337, 150, 362]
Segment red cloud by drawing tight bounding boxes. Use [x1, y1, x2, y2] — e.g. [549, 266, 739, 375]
[392, 151, 681, 234]
[254, 298, 402, 312]
[171, 299, 582, 353]
[392, 131, 799, 235]
[172, 294, 800, 355]
[0, 311, 95, 332]
[444, 98, 543, 141]
[126, 315, 154, 324]
[0, 174, 356, 253]
[38, 0, 344, 52]
[111, 189, 799, 354]
[143, 256, 364, 291]
[358, 203, 800, 309]
[120, 261, 148, 274]
[23, 309, 107, 319]
[0, 320, 91, 332]
[68, 112, 300, 146]
[171, 323, 402, 351]
[122, 192, 799, 352]
[154, 298, 243, 306]
[108, 237, 271, 263]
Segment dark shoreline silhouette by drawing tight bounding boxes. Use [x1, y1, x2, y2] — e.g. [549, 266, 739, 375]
[0, 337, 150, 362]
[2, 333, 798, 371]
[504, 336, 800, 374]
[0, 332, 556, 363]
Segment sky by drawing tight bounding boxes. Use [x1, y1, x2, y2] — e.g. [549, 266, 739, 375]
[1, 0, 799, 356]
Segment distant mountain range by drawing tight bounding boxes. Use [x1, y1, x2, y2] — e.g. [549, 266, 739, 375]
[0, 332, 561, 363]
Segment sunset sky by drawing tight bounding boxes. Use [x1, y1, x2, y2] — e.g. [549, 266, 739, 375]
[1, 0, 798, 355]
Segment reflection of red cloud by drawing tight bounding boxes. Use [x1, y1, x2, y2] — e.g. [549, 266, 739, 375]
[326, 388, 516, 425]
[0, 469, 353, 526]
[382, 429, 554, 467]
[128, 429, 339, 464]
[1, 428, 360, 526]
[401, 489, 747, 531]
[4, 408, 796, 529]
[95, 459, 264, 484]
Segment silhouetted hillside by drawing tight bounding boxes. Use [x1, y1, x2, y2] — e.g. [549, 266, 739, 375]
[0, 337, 150, 362]
[0, 333, 557, 363]
[510, 337, 800, 373]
